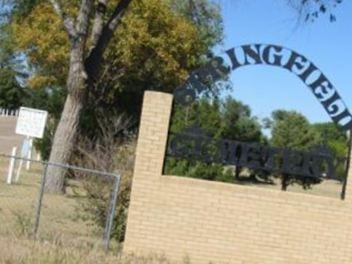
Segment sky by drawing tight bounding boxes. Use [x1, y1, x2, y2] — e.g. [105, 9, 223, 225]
[218, 0, 352, 124]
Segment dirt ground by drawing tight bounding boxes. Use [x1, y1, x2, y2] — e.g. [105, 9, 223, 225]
[0, 117, 24, 155]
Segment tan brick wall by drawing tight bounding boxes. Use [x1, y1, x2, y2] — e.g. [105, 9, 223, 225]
[124, 91, 352, 264]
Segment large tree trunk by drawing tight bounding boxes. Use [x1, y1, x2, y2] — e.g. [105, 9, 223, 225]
[45, 94, 84, 193]
[45, 47, 86, 193]
[45, 0, 133, 194]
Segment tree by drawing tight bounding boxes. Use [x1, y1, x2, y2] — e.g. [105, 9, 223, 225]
[4, 0, 135, 193]
[220, 97, 264, 179]
[268, 110, 320, 190]
[221, 97, 263, 143]
[169, 96, 262, 141]
[0, 67, 26, 108]
[287, 0, 344, 22]
[165, 97, 234, 183]
[165, 96, 264, 182]
[312, 122, 347, 152]
[0, 3, 28, 109]
[270, 110, 319, 150]
[8, 0, 223, 193]
[45, 0, 134, 193]
[10, 0, 223, 164]
[312, 122, 348, 180]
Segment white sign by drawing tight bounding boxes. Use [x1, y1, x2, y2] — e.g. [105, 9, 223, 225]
[15, 107, 48, 139]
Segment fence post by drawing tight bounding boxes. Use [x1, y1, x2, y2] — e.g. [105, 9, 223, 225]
[103, 175, 121, 251]
[7, 147, 17, 184]
[33, 163, 49, 238]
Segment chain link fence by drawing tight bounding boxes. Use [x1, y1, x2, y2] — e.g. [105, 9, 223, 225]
[0, 154, 121, 251]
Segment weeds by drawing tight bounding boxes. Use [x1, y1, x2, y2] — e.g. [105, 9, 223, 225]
[12, 210, 33, 237]
[0, 236, 193, 264]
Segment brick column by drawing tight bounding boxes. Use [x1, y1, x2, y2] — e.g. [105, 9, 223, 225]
[133, 91, 173, 179]
[124, 91, 173, 253]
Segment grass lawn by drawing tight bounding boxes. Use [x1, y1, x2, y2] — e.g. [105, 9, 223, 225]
[0, 159, 131, 263]
[0, 158, 97, 241]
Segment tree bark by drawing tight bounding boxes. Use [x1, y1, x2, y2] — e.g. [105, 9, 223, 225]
[45, 94, 84, 193]
[45, 46, 86, 193]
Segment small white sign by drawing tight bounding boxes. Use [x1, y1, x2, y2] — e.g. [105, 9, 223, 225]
[15, 107, 48, 139]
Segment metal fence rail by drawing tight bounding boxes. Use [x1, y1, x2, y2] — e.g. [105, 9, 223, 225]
[0, 153, 121, 251]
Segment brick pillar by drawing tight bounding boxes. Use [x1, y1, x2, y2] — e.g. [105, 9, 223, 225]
[133, 91, 173, 179]
[124, 91, 173, 252]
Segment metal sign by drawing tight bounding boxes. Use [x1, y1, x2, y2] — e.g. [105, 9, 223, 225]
[168, 44, 352, 186]
[168, 126, 346, 181]
[174, 43, 352, 131]
[15, 107, 48, 139]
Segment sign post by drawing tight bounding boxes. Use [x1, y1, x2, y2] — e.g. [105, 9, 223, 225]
[25, 137, 33, 170]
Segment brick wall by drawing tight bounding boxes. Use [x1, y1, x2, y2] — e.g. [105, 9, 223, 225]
[124, 91, 352, 264]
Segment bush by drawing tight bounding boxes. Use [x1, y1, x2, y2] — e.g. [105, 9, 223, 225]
[73, 114, 135, 242]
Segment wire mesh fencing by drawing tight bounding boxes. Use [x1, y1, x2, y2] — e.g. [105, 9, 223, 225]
[0, 154, 121, 251]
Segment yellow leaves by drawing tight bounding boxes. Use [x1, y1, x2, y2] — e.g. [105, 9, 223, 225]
[27, 75, 58, 90]
[12, 3, 70, 88]
[12, 0, 218, 93]
[111, 0, 207, 87]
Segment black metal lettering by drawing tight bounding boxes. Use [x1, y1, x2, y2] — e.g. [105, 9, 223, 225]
[246, 144, 262, 170]
[263, 147, 280, 172]
[225, 48, 243, 70]
[242, 44, 263, 65]
[299, 62, 318, 83]
[309, 73, 334, 100]
[262, 45, 284, 66]
[219, 140, 241, 165]
[283, 51, 308, 75]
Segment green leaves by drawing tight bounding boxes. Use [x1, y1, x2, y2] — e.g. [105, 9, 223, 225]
[269, 110, 319, 150]
[0, 67, 26, 109]
[166, 96, 264, 182]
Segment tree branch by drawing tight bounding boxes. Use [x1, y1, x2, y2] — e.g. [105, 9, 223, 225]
[85, 0, 133, 81]
[48, 0, 77, 39]
[90, 0, 109, 48]
[76, 0, 94, 39]
[106, 0, 133, 32]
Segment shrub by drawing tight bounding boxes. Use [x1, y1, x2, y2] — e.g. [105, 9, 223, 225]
[73, 114, 135, 242]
